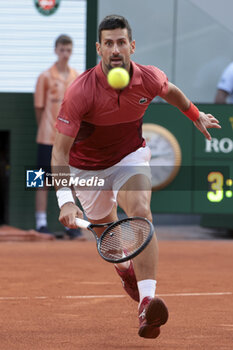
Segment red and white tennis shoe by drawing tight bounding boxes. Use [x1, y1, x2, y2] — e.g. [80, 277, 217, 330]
[115, 260, 139, 302]
[138, 296, 169, 338]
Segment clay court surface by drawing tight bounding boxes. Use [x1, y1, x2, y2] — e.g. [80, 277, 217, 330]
[0, 229, 232, 350]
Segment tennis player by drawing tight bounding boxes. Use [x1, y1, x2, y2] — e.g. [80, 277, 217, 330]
[51, 15, 221, 339]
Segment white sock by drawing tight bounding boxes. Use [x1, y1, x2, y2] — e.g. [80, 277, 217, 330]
[137, 279, 157, 305]
[35, 212, 47, 230]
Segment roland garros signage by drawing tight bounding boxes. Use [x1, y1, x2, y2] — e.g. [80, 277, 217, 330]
[34, 0, 61, 16]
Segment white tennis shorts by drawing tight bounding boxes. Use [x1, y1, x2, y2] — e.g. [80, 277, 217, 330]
[70, 146, 152, 220]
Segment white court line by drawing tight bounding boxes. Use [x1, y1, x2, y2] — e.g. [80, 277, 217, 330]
[64, 292, 233, 299]
[63, 295, 125, 299]
[0, 297, 29, 300]
[35, 296, 48, 299]
[0, 295, 124, 301]
[79, 282, 116, 285]
[157, 292, 233, 297]
[0, 291, 231, 301]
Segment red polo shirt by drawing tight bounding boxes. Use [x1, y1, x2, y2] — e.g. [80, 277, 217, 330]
[56, 61, 168, 169]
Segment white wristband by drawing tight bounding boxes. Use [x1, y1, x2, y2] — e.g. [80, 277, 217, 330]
[56, 187, 75, 209]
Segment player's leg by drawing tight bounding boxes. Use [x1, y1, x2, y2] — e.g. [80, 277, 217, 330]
[117, 174, 168, 338]
[86, 203, 139, 301]
[35, 144, 51, 233]
[74, 179, 138, 298]
[35, 187, 49, 232]
[117, 174, 157, 282]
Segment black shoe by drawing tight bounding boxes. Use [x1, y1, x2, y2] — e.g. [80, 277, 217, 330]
[37, 226, 53, 235]
[65, 228, 86, 240]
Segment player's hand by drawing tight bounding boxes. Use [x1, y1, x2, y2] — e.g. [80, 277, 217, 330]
[59, 202, 83, 228]
[193, 112, 221, 140]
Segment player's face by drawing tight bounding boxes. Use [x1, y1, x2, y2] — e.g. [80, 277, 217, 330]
[96, 28, 135, 75]
[55, 43, 73, 63]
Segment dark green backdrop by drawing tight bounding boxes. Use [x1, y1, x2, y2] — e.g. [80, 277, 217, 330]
[0, 93, 232, 230]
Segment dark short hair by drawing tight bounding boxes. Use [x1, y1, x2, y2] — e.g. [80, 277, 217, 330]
[55, 34, 73, 47]
[98, 15, 132, 42]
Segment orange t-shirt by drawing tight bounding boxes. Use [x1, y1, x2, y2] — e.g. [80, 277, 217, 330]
[34, 64, 79, 145]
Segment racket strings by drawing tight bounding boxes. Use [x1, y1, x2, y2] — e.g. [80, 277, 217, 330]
[99, 219, 151, 260]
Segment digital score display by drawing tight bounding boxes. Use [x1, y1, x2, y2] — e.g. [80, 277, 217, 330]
[193, 106, 233, 215]
[207, 172, 233, 202]
[190, 162, 233, 214]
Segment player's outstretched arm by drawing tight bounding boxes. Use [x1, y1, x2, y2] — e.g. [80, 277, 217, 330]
[162, 82, 221, 140]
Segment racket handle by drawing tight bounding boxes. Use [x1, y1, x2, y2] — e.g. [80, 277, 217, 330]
[75, 218, 90, 229]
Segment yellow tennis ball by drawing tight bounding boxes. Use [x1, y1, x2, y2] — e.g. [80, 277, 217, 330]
[107, 67, 130, 89]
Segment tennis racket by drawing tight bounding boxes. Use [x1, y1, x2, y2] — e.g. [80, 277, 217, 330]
[75, 216, 154, 263]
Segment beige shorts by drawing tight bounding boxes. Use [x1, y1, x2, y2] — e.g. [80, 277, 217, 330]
[70, 146, 152, 220]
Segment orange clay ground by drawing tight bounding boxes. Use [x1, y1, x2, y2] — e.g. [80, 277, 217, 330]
[0, 229, 232, 350]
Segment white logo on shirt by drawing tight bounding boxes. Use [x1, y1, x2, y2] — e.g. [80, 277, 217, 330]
[58, 117, 70, 124]
[139, 97, 147, 104]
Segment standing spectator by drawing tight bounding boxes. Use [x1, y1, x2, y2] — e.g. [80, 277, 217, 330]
[34, 34, 83, 239]
[215, 62, 233, 103]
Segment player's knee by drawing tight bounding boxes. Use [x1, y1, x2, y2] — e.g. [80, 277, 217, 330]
[127, 203, 152, 222]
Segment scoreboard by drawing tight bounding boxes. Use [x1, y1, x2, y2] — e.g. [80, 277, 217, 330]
[143, 104, 233, 225]
[193, 111, 233, 214]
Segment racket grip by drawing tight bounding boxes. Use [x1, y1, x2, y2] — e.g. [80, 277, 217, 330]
[75, 218, 90, 229]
